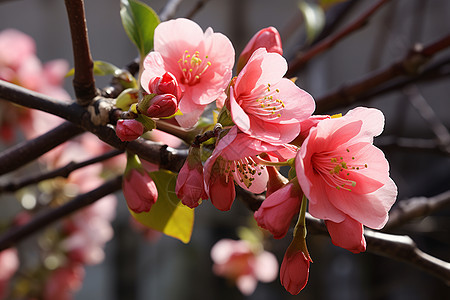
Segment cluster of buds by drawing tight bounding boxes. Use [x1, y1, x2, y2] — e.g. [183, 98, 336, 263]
[115, 71, 183, 142]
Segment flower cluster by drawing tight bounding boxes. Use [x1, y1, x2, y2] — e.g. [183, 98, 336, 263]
[115, 18, 398, 295]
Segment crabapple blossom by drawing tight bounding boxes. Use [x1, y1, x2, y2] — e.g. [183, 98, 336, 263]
[229, 48, 315, 144]
[141, 18, 235, 127]
[115, 119, 144, 141]
[211, 239, 278, 295]
[296, 107, 397, 251]
[237, 26, 283, 73]
[204, 126, 293, 211]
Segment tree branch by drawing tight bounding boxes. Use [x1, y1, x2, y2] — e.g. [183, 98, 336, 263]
[159, 0, 184, 22]
[287, 0, 391, 77]
[64, 0, 96, 105]
[385, 190, 450, 230]
[0, 81, 188, 173]
[315, 33, 450, 113]
[0, 122, 84, 176]
[0, 175, 123, 251]
[0, 149, 124, 193]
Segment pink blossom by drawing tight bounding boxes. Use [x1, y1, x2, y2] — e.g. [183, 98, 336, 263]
[280, 241, 311, 295]
[237, 26, 283, 73]
[204, 126, 290, 211]
[115, 119, 144, 141]
[43, 263, 85, 300]
[141, 18, 235, 127]
[0, 248, 19, 299]
[176, 147, 208, 208]
[123, 168, 158, 213]
[295, 107, 397, 244]
[265, 166, 288, 197]
[254, 182, 302, 239]
[211, 239, 278, 295]
[229, 48, 315, 144]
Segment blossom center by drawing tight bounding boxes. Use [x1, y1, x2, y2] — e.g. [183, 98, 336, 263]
[216, 156, 265, 189]
[178, 50, 211, 86]
[241, 83, 285, 120]
[311, 148, 368, 192]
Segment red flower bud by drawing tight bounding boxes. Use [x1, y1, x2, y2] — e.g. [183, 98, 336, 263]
[148, 72, 183, 100]
[237, 27, 283, 73]
[146, 94, 178, 118]
[123, 168, 158, 213]
[115, 119, 144, 141]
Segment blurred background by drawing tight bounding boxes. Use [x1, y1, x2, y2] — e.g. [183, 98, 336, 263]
[0, 0, 449, 299]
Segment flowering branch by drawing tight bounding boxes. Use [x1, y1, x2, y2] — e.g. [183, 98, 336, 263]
[315, 33, 450, 113]
[0, 149, 124, 193]
[64, 0, 97, 105]
[287, 0, 391, 77]
[0, 175, 123, 251]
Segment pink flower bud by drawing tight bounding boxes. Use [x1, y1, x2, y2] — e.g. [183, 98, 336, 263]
[254, 183, 302, 239]
[176, 161, 207, 209]
[148, 72, 183, 100]
[115, 119, 144, 141]
[123, 168, 158, 213]
[237, 27, 283, 73]
[146, 94, 178, 118]
[280, 242, 311, 295]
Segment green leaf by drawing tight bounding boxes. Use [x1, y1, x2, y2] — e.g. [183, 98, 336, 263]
[93, 61, 121, 76]
[120, 0, 160, 57]
[136, 114, 156, 131]
[115, 88, 139, 111]
[298, 0, 325, 44]
[129, 170, 194, 244]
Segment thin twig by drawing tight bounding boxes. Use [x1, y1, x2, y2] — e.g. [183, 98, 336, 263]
[315, 34, 450, 113]
[404, 85, 450, 153]
[0, 122, 84, 176]
[0, 149, 124, 193]
[185, 0, 210, 19]
[287, 0, 391, 76]
[0, 176, 123, 251]
[385, 190, 450, 230]
[159, 0, 184, 22]
[64, 0, 96, 105]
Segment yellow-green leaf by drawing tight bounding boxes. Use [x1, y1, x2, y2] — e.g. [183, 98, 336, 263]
[129, 170, 194, 244]
[298, 0, 325, 44]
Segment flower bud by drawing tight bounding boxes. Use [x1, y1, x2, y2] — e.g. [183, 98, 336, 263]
[237, 27, 283, 73]
[123, 153, 158, 213]
[115, 119, 144, 141]
[148, 72, 183, 100]
[175, 147, 207, 208]
[146, 94, 178, 118]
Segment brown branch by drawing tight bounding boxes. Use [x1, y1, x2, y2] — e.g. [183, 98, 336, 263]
[0, 122, 84, 176]
[0, 176, 122, 251]
[237, 189, 450, 284]
[185, 0, 210, 19]
[315, 33, 450, 113]
[0, 81, 188, 174]
[64, 0, 96, 105]
[0, 149, 124, 193]
[287, 0, 391, 77]
[385, 190, 450, 230]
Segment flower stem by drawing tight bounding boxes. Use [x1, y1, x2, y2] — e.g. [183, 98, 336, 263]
[254, 156, 291, 167]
